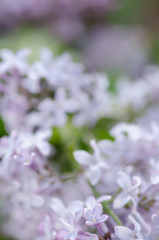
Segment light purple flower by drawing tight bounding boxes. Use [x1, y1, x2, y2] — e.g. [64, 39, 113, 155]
[74, 139, 110, 185]
[59, 213, 77, 240]
[115, 215, 143, 240]
[83, 203, 108, 226]
[113, 171, 141, 209]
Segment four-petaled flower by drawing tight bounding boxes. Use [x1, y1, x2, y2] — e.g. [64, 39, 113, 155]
[83, 203, 108, 226]
[115, 215, 143, 240]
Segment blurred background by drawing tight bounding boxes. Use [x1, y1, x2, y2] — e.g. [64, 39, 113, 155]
[0, 0, 159, 79]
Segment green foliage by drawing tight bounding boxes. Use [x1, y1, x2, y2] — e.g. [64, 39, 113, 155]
[0, 118, 7, 137]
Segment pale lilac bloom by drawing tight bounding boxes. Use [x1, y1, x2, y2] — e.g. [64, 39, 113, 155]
[51, 197, 84, 219]
[38, 88, 80, 127]
[113, 171, 141, 209]
[72, 74, 113, 127]
[18, 129, 52, 156]
[109, 122, 159, 167]
[83, 203, 108, 226]
[0, 48, 116, 132]
[74, 139, 110, 185]
[0, 91, 30, 132]
[116, 77, 149, 114]
[51, 198, 84, 240]
[0, 48, 30, 74]
[115, 215, 143, 240]
[59, 213, 78, 240]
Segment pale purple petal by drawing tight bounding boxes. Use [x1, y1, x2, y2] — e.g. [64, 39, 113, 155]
[73, 150, 92, 166]
[85, 209, 93, 222]
[116, 171, 132, 191]
[93, 203, 103, 218]
[113, 192, 130, 209]
[97, 195, 111, 203]
[85, 196, 96, 210]
[97, 214, 108, 223]
[114, 226, 133, 240]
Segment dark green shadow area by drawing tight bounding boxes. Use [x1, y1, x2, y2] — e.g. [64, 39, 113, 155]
[0, 118, 7, 137]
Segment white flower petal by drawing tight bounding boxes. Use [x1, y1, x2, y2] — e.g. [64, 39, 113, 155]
[97, 195, 111, 203]
[73, 150, 92, 166]
[114, 226, 133, 240]
[117, 171, 132, 191]
[113, 192, 130, 209]
[85, 196, 96, 210]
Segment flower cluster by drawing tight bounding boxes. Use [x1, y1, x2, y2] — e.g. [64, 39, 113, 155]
[1, 48, 159, 240]
[0, 48, 114, 133]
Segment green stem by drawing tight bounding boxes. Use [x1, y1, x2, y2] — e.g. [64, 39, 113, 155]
[89, 183, 123, 226]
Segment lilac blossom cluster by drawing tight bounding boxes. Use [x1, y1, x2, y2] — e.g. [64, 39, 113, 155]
[0, 48, 114, 133]
[74, 122, 159, 240]
[1, 48, 159, 240]
[115, 67, 159, 122]
[1, 48, 159, 135]
[1, 123, 159, 239]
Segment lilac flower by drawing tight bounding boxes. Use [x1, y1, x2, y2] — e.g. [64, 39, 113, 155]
[83, 203, 108, 226]
[0, 48, 30, 74]
[59, 213, 77, 240]
[2, 46, 159, 240]
[115, 215, 143, 240]
[51, 197, 84, 221]
[38, 88, 80, 127]
[74, 139, 110, 185]
[113, 171, 141, 209]
[0, 48, 115, 132]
